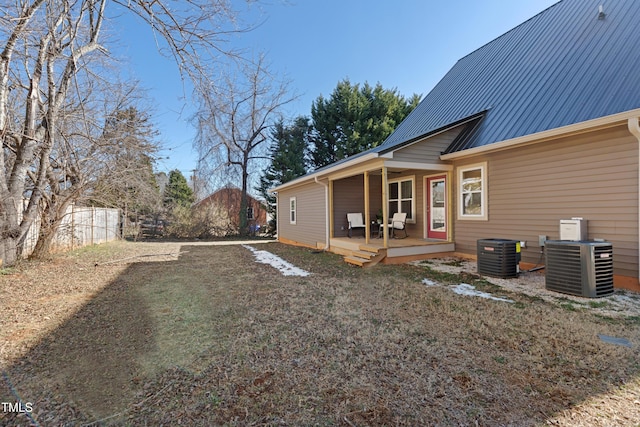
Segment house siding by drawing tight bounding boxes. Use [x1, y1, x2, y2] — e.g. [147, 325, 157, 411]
[333, 175, 368, 238]
[277, 181, 327, 248]
[392, 127, 463, 163]
[453, 125, 638, 279]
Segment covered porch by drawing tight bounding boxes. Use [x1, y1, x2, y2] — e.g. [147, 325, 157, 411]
[324, 158, 456, 266]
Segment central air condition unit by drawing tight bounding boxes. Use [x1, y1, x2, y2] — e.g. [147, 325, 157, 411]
[477, 238, 521, 278]
[545, 240, 614, 298]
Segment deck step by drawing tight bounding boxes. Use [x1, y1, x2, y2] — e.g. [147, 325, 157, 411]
[343, 247, 387, 268]
[359, 244, 382, 254]
[344, 256, 371, 267]
[352, 250, 376, 260]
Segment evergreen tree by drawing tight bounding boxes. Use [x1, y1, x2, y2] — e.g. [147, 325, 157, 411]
[257, 116, 309, 231]
[310, 79, 420, 169]
[164, 169, 195, 210]
[91, 107, 161, 218]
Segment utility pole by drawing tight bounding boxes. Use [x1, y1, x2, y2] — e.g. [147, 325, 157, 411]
[191, 169, 198, 200]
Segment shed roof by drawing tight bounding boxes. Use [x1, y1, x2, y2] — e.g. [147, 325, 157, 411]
[382, 0, 640, 153]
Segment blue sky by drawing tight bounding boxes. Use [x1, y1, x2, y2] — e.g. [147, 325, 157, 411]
[115, 0, 559, 177]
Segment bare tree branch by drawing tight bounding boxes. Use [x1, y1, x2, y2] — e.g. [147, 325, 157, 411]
[194, 53, 298, 235]
[1, 0, 251, 264]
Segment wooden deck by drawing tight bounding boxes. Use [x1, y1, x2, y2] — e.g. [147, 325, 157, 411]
[330, 236, 455, 264]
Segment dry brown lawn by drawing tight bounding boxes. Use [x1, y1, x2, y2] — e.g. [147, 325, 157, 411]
[1, 240, 639, 426]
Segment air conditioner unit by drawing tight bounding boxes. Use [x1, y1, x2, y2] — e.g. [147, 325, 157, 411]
[477, 238, 521, 278]
[545, 240, 614, 298]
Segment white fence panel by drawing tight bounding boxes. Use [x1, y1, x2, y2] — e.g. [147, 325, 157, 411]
[19, 201, 40, 257]
[19, 204, 120, 258]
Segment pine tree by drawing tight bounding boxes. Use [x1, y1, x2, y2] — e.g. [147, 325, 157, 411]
[164, 169, 195, 209]
[310, 79, 420, 170]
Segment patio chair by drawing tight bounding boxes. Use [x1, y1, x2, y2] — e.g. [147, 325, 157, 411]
[347, 213, 366, 238]
[387, 212, 408, 238]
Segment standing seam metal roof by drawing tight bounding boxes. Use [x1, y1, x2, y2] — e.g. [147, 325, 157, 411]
[381, 0, 640, 153]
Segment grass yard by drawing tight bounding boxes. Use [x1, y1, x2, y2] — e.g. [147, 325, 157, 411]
[1, 241, 639, 426]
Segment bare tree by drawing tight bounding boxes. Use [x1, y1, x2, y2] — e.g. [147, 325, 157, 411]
[0, 0, 247, 266]
[195, 54, 296, 235]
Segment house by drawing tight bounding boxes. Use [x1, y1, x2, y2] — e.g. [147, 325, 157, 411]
[194, 186, 267, 236]
[271, 0, 640, 292]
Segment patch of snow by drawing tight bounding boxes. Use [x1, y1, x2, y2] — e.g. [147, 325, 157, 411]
[243, 245, 310, 277]
[452, 283, 515, 303]
[598, 334, 633, 348]
[422, 278, 437, 287]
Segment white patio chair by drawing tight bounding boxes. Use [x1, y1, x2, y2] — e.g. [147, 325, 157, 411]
[347, 213, 366, 238]
[387, 212, 408, 238]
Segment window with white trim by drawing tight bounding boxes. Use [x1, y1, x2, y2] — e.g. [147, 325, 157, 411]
[289, 197, 297, 224]
[388, 176, 415, 222]
[458, 163, 487, 220]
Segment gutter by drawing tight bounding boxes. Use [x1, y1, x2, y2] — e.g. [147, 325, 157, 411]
[314, 176, 330, 251]
[627, 117, 640, 284]
[441, 108, 640, 160]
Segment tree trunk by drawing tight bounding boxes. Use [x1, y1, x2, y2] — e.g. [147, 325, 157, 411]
[30, 199, 71, 259]
[239, 154, 249, 236]
[0, 237, 18, 268]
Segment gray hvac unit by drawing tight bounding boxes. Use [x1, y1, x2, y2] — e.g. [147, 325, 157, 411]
[477, 239, 521, 278]
[545, 240, 614, 298]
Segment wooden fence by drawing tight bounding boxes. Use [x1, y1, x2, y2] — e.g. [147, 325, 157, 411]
[20, 204, 120, 258]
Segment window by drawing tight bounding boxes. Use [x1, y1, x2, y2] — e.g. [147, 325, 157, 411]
[247, 206, 254, 220]
[458, 163, 487, 220]
[289, 197, 297, 224]
[388, 176, 415, 222]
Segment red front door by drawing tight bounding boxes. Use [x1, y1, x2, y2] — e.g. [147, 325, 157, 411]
[426, 175, 447, 240]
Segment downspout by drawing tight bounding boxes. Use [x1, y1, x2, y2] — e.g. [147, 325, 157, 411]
[315, 176, 330, 250]
[628, 117, 640, 285]
[273, 192, 279, 241]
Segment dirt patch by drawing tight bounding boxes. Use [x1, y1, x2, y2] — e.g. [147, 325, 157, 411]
[1, 242, 639, 425]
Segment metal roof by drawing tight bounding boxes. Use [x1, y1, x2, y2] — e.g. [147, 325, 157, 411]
[382, 0, 640, 153]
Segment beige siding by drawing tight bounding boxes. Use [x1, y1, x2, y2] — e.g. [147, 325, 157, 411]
[277, 182, 327, 248]
[453, 125, 639, 279]
[333, 175, 365, 237]
[392, 126, 464, 163]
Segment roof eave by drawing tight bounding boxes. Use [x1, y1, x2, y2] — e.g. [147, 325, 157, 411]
[440, 108, 640, 160]
[269, 152, 380, 193]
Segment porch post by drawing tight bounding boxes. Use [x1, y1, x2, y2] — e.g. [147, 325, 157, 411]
[329, 179, 334, 242]
[382, 166, 389, 248]
[364, 171, 370, 244]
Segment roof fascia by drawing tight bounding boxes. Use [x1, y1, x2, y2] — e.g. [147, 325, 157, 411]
[440, 108, 640, 160]
[383, 160, 453, 172]
[324, 158, 386, 182]
[270, 152, 379, 193]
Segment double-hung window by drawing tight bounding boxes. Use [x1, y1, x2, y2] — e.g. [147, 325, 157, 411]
[388, 176, 415, 222]
[458, 163, 487, 220]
